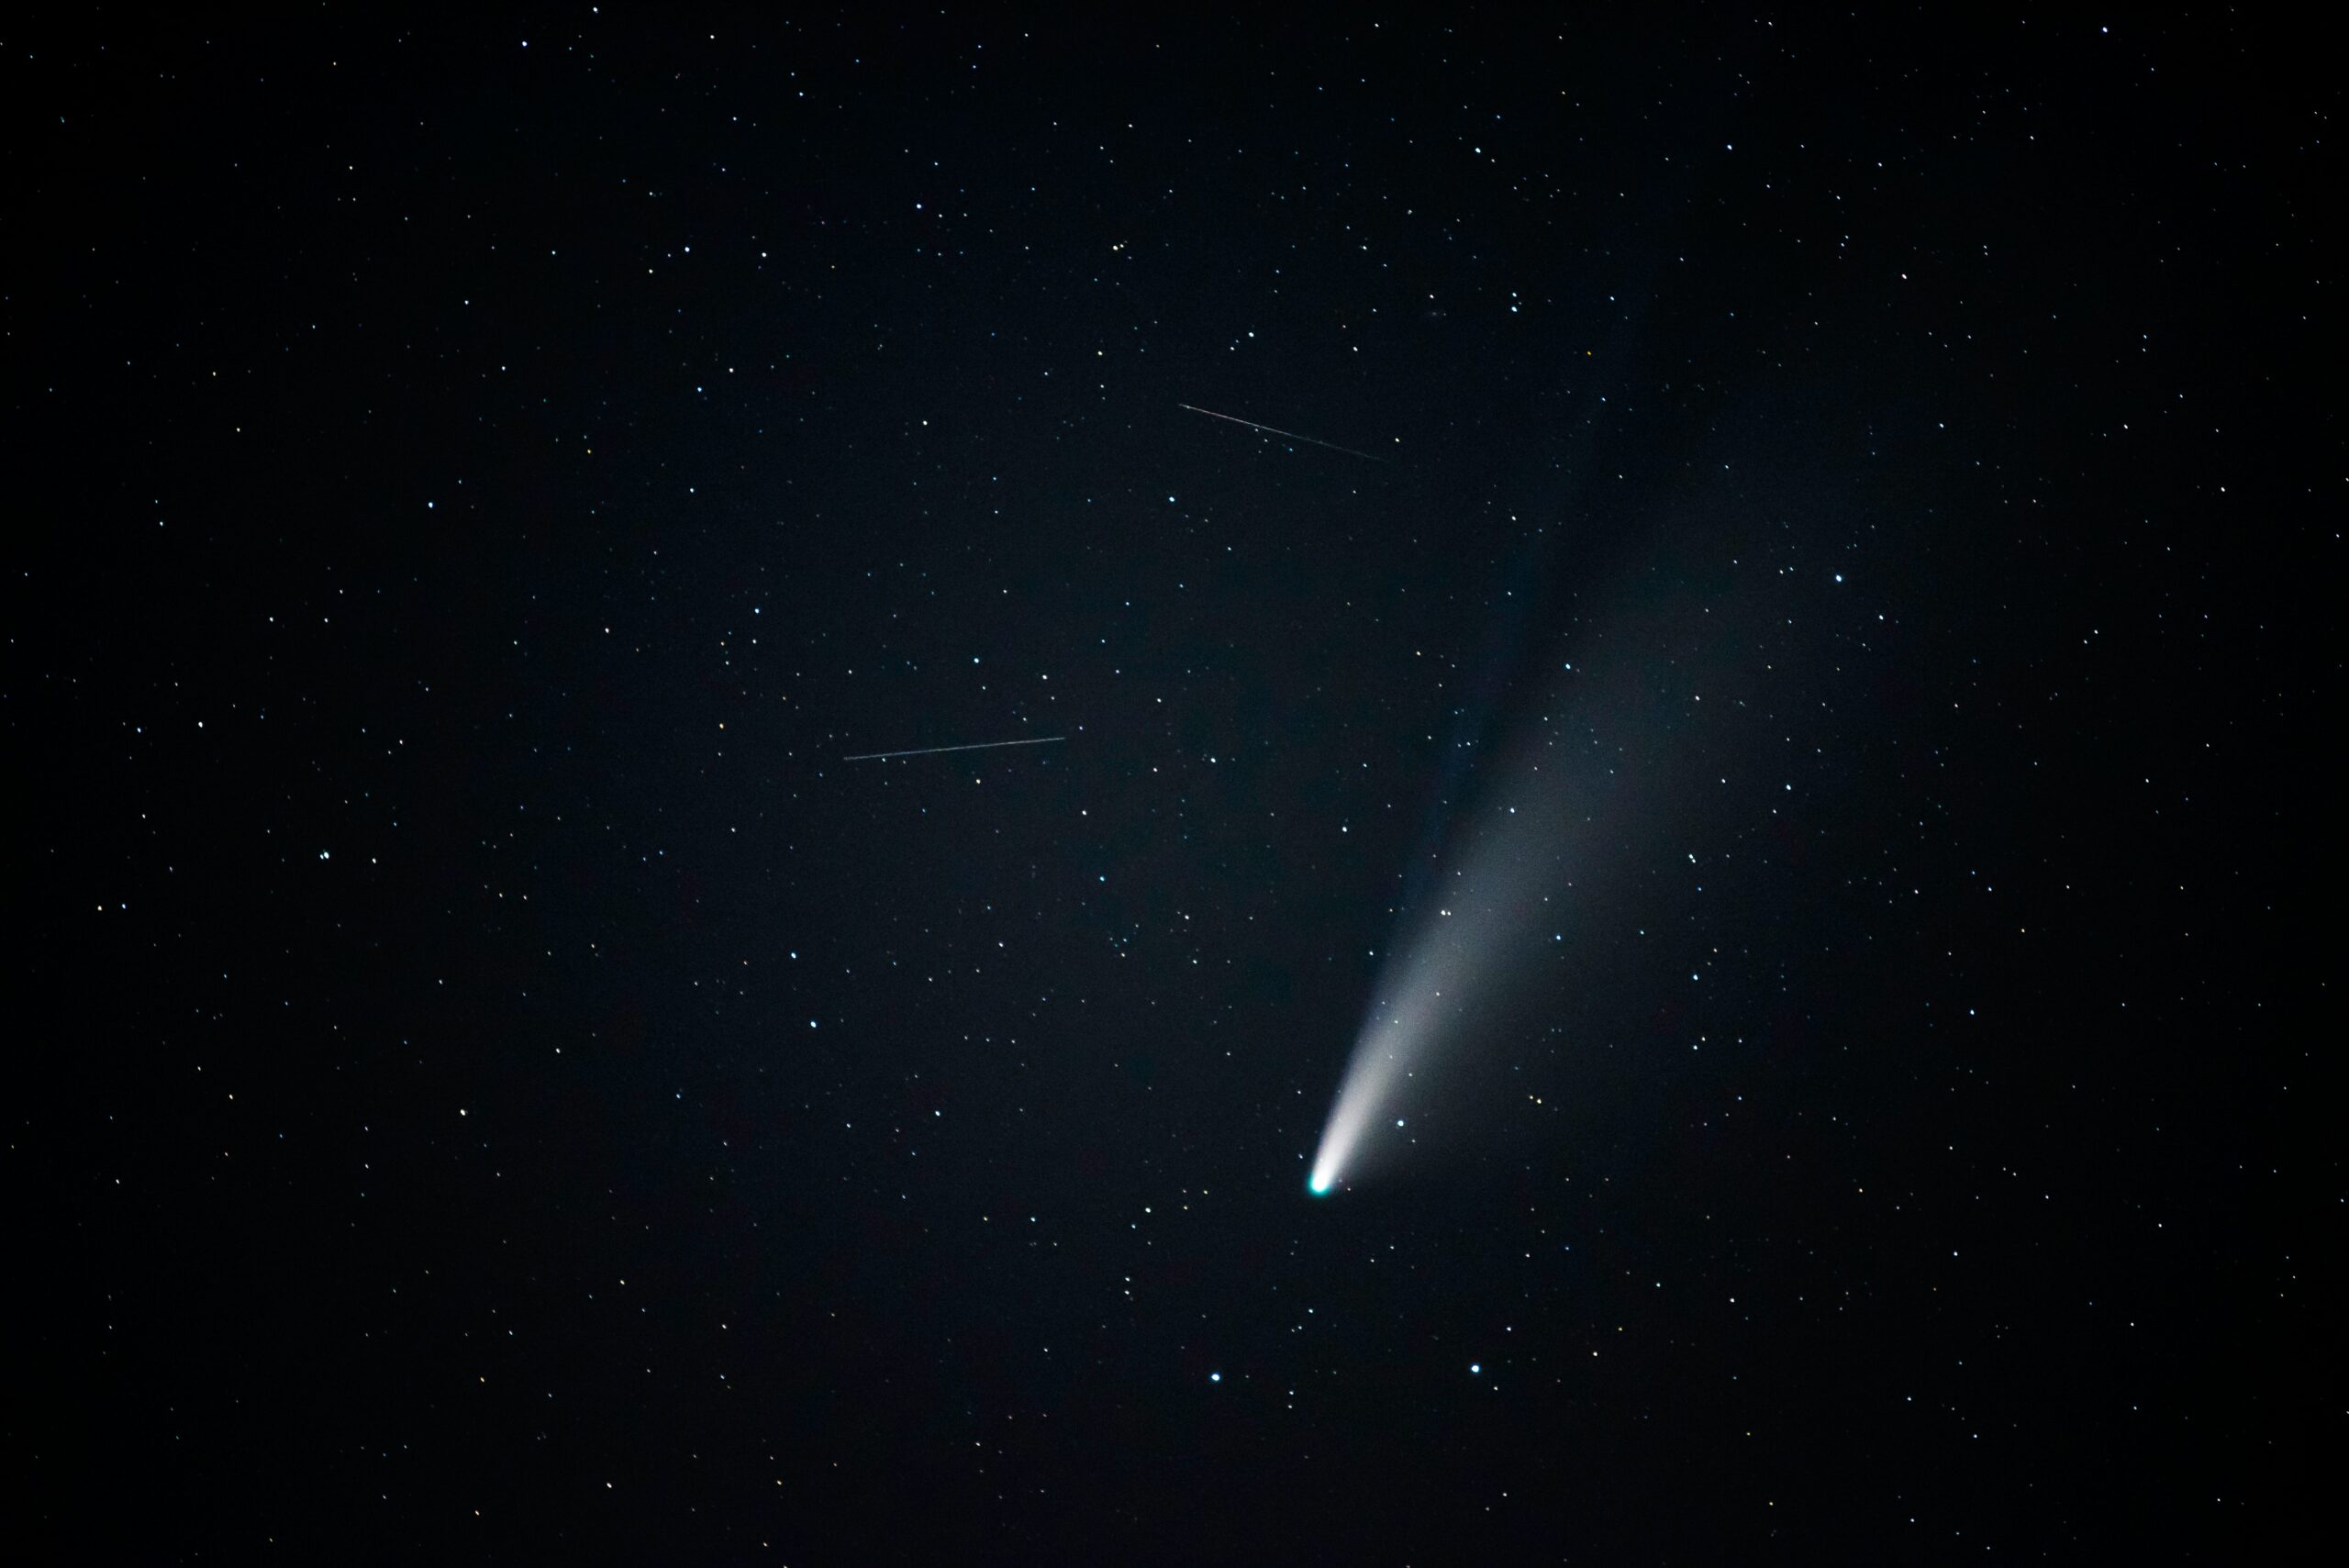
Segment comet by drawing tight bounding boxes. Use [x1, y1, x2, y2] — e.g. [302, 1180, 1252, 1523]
[1308, 647, 1609, 1195]
[1308, 768, 1565, 1195]
[1307, 562, 1761, 1195]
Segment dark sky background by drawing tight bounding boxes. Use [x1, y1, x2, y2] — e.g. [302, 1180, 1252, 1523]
[16, 7, 2333, 1562]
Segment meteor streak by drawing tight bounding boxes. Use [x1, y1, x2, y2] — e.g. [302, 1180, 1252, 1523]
[1177, 403, 1389, 463]
[841, 735, 1066, 762]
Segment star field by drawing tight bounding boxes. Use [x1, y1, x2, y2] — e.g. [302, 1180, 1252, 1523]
[16, 10, 2332, 1562]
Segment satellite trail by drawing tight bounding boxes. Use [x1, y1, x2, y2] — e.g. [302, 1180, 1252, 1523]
[841, 735, 1066, 762]
[1178, 403, 1389, 463]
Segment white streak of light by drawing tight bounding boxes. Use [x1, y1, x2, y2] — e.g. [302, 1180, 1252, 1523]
[841, 736, 1065, 762]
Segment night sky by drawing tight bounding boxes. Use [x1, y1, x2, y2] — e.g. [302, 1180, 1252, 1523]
[17, 9, 2333, 1562]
